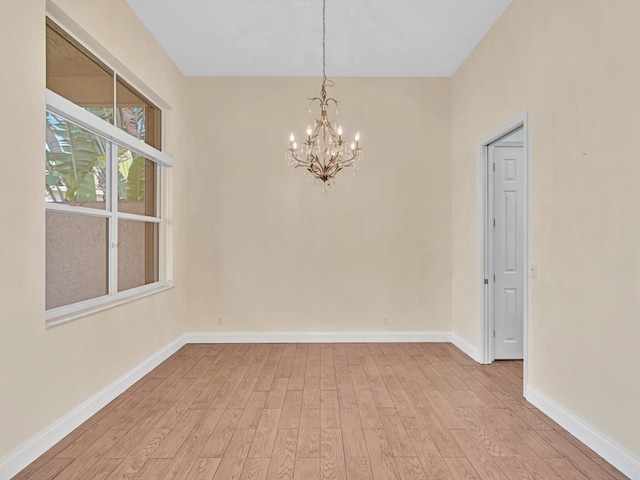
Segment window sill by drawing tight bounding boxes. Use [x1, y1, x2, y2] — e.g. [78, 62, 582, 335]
[46, 282, 173, 329]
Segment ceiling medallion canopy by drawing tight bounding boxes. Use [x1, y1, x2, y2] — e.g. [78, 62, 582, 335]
[286, 0, 362, 193]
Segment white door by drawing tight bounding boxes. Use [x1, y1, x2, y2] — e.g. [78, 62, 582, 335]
[492, 142, 525, 360]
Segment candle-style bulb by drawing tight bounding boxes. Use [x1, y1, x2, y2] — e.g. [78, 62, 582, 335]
[337, 126, 343, 136]
[355, 131, 360, 142]
[350, 142, 355, 150]
[293, 142, 297, 150]
[290, 132, 295, 142]
[307, 126, 312, 136]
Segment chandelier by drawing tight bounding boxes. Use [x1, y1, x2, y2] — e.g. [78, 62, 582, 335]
[286, 0, 362, 192]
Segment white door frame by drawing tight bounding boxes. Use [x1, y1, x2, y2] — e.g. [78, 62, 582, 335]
[478, 112, 531, 396]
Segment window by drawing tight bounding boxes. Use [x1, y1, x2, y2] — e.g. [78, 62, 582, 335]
[45, 19, 171, 324]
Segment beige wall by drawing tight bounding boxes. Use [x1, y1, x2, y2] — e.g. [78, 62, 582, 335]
[0, 0, 189, 461]
[451, 0, 640, 457]
[185, 77, 452, 333]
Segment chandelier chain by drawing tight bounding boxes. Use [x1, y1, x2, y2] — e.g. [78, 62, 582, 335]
[322, 0, 326, 81]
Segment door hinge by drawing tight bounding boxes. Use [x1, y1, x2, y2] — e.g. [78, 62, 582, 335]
[484, 278, 489, 285]
[493, 329, 496, 338]
[493, 274, 496, 282]
[493, 218, 496, 227]
[493, 163, 495, 172]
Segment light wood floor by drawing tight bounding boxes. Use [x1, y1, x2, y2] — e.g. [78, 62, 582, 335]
[14, 343, 628, 480]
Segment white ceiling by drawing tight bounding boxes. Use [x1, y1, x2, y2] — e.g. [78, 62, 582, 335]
[126, 0, 511, 77]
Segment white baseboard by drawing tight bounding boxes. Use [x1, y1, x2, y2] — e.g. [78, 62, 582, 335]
[0, 334, 187, 480]
[451, 333, 481, 363]
[185, 331, 451, 344]
[526, 386, 640, 480]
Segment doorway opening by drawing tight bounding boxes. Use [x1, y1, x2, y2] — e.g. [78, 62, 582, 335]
[480, 114, 530, 395]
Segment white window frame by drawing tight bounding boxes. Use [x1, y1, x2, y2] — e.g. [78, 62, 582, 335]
[45, 25, 173, 328]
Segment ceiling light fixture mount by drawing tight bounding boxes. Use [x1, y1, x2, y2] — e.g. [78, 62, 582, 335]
[286, 0, 362, 192]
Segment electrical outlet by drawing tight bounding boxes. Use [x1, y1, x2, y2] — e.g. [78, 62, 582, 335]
[217, 315, 224, 326]
[383, 316, 389, 326]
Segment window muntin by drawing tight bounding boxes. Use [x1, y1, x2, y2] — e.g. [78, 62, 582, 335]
[45, 18, 168, 320]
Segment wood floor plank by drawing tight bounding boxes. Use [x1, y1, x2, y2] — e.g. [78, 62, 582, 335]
[237, 391, 269, 430]
[340, 409, 368, 458]
[543, 457, 591, 480]
[211, 429, 256, 480]
[445, 458, 482, 480]
[190, 366, 233, 410]
[152, 409, 204, 458]
[333, 354, 351, 379]
[362, 428, 400, 480]
[321, 390, 341, 429]
[275, 351, 294, 379]
[303, 377, 321, 409]
[17, 458, 73, 480]
[54, 429, 127, 480]
[320, 429, 346, 480]
[449, 429, 506, 480]
[493, 457, 537, 479]
[239, 458, 270, 480]
[538, 431, 616, 480]
[135, 458, 172, 480]
[200, 409, 243, 458]
[265, 377, 289, 409]
[71, 458, 122, 480]
[254, 364, 277, 392]
[279, 390, 303, 429]
[154, 388, 202, 429]
[185, 458, 222, 480]
[354, 388, 382, 429]
[408, 429, 454, 480]
[105, 428, 171, 480]
[265, 429, 297, 480]
[227, 377, 259, 409]
[592, 458, 630, 480]
[55, 429, 111, 459]
[345, 458, 374, 480]
[249, 409, 282, 458]
[158, 427, 213, 480]
[490, 408, 561, 458]
[215, 366, 251, 407]
[556, 428, 600, 458]
[415, 408, 465, 458]
[294, 457, 320, 480]
[11, 429, 85, 480]
[516, 457, 563, 480]
[379, 409, 416, 457]
[349, 366, 369, 391]
[395, 457, 428, 480]
[336, 375, 358, 409]
[321, 362, 337, 391]
[297, 408, 321, 458]
[306, 345, 321, 378]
